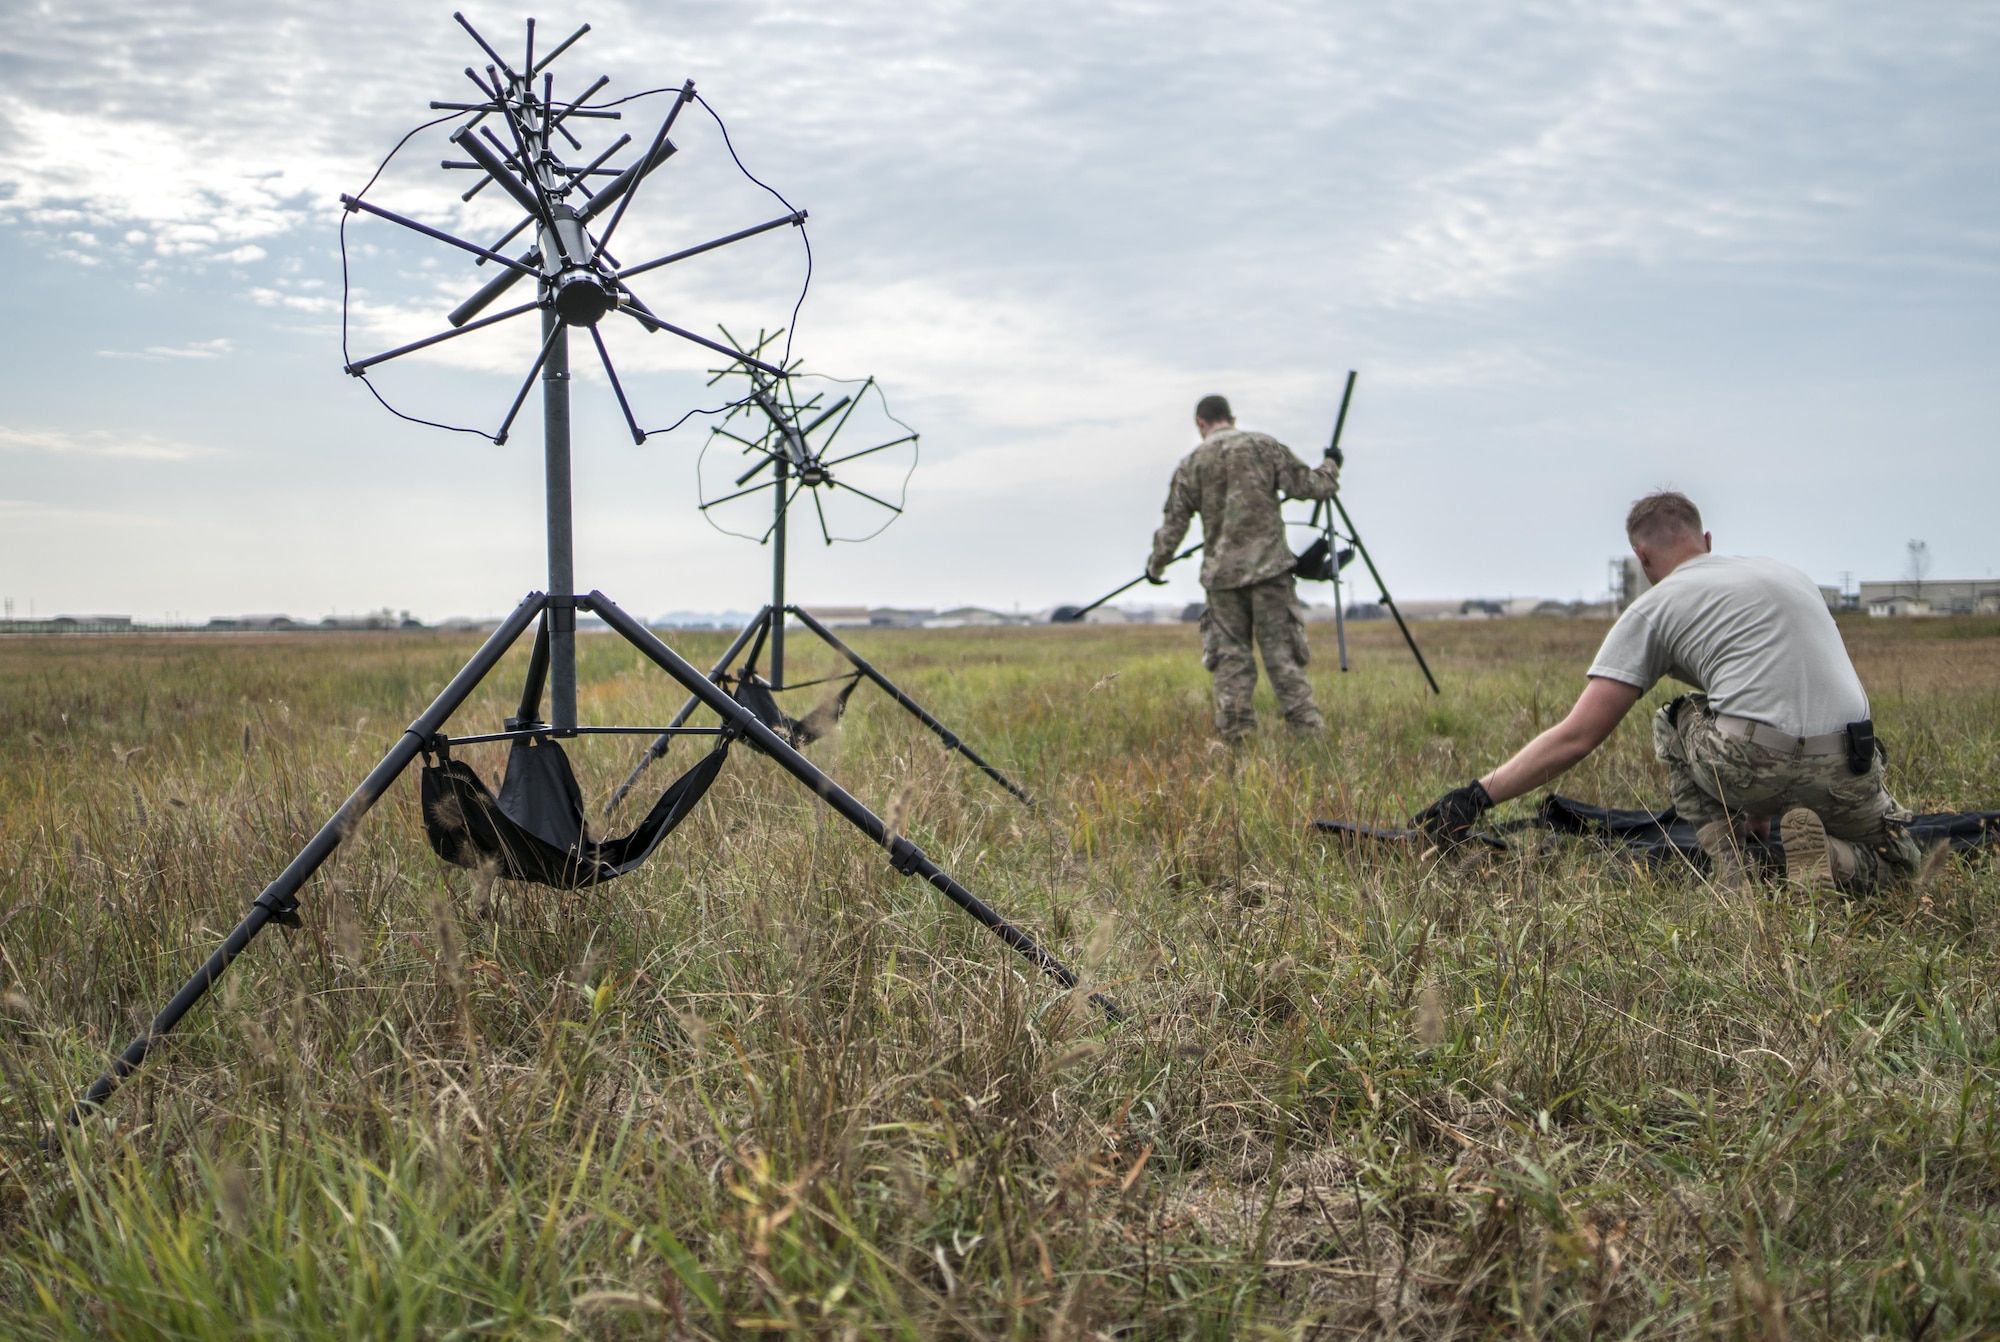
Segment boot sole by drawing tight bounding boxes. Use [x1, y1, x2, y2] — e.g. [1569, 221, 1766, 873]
[1783, 807, 1834, 889]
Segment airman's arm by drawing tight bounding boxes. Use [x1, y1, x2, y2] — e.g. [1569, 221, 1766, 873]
[1273, 441, 1340, 501]
[1148, 463, 1197, 579]
[1477, 676, 1645, 803]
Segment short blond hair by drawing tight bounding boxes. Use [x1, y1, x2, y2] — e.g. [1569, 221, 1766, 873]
[1626, 491, 1702, 544]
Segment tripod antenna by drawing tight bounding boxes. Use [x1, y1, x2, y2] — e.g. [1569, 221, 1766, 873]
[1284, 371, 1438, 693]
[1309, 370, 1358, 670]
[61, 16, 1110, 1133]
[622, 341, 1035, 808]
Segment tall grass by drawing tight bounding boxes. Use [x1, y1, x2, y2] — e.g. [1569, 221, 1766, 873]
[0, 616, 1996, 1337]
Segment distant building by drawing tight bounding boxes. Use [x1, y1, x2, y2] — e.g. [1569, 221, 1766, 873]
[923, 607, 1024, 628]
[648, 611, 756, 631]
[1858, 579, 2000, 616]
[1078, 605, 1166, 624]
[1339, 597, 1619, 622]
[802, 605, 871, 628]
[1867, 594, 1933, 618]
[207, 614, 300, 630]
[1386, 600, 1466, 621]
[868, 607, 936, 629]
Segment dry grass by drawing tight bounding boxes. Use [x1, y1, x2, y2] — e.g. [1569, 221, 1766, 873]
[0, 615, 1997, 1338]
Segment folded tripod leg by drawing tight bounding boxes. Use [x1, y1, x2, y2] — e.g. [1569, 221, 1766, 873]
[786, 606, 1035, 808]
[590, 593, 1117, 1019]
[64, 593, 549, 1124]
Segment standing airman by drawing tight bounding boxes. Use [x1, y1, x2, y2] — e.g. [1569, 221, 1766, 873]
[1148, 395, 1340, 741]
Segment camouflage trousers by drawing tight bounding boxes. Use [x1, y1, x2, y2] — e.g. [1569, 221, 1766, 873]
[1201, 574, 1322, 740]
[1653, 693, 1921, 891]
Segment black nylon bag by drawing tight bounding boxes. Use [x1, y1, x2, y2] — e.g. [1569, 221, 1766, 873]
[421, 735, 729, 889]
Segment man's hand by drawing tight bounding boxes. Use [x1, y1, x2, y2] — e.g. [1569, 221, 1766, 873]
[1145, 566, 1168, 585]
[1413, 780, 1493, 844]
[1325, 443, 1344, 469]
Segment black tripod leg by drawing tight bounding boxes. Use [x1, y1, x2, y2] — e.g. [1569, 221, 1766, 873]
[513, 614, 551, 723]
[65, 593, 549, 1123]
[786, 606, 1036, 808]
[605, 606, 769, 814]
[588, 593, 1120, 1021]
[1378, 592, 1440, 695]
[1331, 495, 1441, 695]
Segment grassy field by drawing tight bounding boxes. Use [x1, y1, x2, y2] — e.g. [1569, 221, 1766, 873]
[0, 613, 1997, 1338]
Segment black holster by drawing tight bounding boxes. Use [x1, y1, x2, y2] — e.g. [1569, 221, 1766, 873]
[1844, 719, 1882, 775]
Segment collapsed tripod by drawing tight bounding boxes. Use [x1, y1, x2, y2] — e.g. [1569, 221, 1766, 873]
[66, 16, 1110, 1125]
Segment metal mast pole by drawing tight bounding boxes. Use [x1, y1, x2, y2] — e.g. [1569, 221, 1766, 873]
[520, 65, 577, 733]
[771, 455, 788, 687]
[544, 309, 576, 729]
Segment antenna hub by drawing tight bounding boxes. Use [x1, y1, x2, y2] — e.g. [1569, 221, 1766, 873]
[552, 269, 617, 325]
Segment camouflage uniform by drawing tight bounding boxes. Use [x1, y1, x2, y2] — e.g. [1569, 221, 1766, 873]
[1149, 428, 1339, 739]
[1654, 693, 1921, 890]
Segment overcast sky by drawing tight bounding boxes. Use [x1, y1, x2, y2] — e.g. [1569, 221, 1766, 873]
[2, 0, 1995, 621]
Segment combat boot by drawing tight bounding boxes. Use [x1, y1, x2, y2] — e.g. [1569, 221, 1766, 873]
[1781, 808, 1857, 890]
[1695, 820, 1751, 891]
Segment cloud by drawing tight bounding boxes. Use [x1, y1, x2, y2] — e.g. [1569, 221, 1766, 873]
[0, 426, 220, 461]
[95, 338, 233, 361]
[248, 287, 337, 314]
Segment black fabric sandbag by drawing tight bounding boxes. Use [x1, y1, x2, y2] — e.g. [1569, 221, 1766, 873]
[421, 734, 729, 889]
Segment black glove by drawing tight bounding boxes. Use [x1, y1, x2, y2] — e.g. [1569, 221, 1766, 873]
[1413, 780, 1493, 845]
[1145, 568, 1168, 586]
[1325, 443, 1344, 469]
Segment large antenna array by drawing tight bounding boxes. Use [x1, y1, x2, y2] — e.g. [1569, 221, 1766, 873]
[339, 12, 808, 446]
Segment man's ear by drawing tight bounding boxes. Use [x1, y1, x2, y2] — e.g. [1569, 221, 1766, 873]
[1702, 531, 1713, 553]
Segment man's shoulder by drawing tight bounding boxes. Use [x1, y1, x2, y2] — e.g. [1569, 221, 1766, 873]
[1179, 429, 1290, 476]
[1174, 441, 1216, 473]
[1661, 554, 1813, 593]
[1211, 430, 1295, 473]
[1220, 429, 1286, 453]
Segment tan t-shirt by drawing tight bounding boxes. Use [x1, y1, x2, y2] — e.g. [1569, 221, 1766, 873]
[1588, 554, 1868, 738]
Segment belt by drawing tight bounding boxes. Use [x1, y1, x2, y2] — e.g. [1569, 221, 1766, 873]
[1712, 713, 1847, 757]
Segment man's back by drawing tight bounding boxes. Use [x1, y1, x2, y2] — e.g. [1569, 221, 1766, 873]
[1588, 554, 1868, 738]
[1154, 428, 1338, 590]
